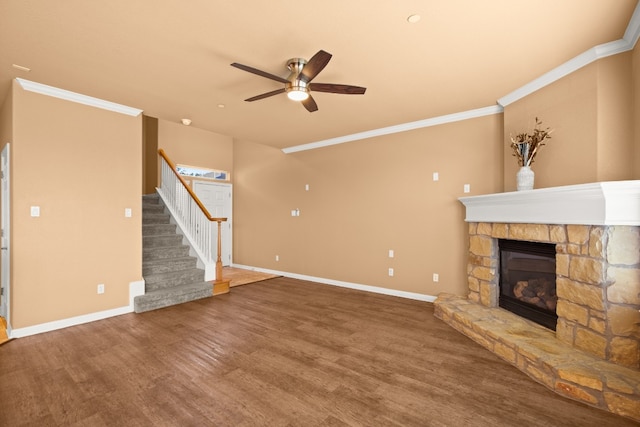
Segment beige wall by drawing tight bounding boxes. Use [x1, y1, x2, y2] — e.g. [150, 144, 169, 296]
[11, 80, 142, 328]
[142, 115, 158, 194]
[503, 50, 636, 190]
[157, 119, 233, 183]
[596, 52, 634, 181]
[0, 85, 12, 146]
[503, 63, 599, 190]
[235, 45, 638, 299]
[234, 115, 503, 297]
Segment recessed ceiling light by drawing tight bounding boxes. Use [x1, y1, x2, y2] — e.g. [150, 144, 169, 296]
[12, 64, 31, 72]
[407, 14, 421, 24]
[181, 118, 192, 126]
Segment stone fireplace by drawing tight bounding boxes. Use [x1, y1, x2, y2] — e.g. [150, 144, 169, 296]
[434, 181, 640, 422]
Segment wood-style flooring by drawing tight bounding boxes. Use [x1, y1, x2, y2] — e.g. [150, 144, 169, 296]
[0, 277, 636, 426]
[223, 266, 280, 287]
[0, 316, 8, 345]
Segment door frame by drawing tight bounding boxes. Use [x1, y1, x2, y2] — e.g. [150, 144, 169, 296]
[1, 143, 10, 332]
[192, 180, 232, 267]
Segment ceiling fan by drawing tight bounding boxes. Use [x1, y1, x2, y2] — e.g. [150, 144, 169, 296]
[231, 50, 366, 112]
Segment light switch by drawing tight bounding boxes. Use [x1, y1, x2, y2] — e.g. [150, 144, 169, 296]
[125, 208, 132, 218]
[463, 184, 471, 193]
[433, 172, 439, 181]
[30, 206, 40, 217]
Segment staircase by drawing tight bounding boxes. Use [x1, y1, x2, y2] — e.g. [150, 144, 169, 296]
[134, 193, 213, 313]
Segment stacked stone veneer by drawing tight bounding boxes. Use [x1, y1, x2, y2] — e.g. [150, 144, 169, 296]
[466, 222, 640, 369]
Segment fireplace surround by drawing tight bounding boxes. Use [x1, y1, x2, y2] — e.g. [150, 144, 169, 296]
[434, 181, 640, 421]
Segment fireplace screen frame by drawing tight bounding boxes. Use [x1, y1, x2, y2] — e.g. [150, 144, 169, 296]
[498, 239, 558, 330]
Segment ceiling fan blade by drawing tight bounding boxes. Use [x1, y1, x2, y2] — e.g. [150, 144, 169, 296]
[302, 95, 318, 112]
[309, 83, 367, 95]
[299, 50, 332, 83]
[231, 63, 289, 84]
[245, 88, 286, 102]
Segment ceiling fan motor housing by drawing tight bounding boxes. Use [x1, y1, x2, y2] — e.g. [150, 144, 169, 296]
[286, 58, 309, 95]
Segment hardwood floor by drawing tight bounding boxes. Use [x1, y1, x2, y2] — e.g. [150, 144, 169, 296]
[222, 266, 280, 287]
[0, 316, 9, 346]
[0, 277, 636, 426]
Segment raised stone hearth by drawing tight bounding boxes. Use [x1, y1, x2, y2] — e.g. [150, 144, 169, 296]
[434, 181, 640, 422]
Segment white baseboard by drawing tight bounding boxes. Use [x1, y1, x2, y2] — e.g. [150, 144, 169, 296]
[231, 264, 437, 303]
[7, 271, 435, 339]
[129, 279, 146, 306]
[10, 280, 145, 339]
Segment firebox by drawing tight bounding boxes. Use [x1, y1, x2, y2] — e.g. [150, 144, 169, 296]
[498, 239, 557, 330]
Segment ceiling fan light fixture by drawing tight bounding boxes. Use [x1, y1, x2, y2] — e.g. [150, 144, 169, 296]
[287, 89, 309, 101]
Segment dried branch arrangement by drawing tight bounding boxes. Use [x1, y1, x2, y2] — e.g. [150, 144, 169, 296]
[510, 117, 553, 167]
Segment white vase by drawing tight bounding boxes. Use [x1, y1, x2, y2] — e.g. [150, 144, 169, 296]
[516, 166, 535, 191]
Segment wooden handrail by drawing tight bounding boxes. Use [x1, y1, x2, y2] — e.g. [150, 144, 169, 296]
[158, 148, 227, 223]
[158, 148, 229, 286]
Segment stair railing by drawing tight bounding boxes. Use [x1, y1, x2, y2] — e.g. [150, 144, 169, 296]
[157, 149, 227, 282]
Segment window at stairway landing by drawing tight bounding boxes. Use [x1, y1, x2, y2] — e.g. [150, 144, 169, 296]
[176, 164, 229, 181]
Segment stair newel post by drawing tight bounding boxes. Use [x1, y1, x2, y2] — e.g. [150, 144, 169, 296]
[213, 218, 230, 295]
[216, 219, 223, 281]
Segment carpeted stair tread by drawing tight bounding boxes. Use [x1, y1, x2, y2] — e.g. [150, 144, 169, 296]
[143, 245, 190, 261]
[142, 202, 165, 211]
[143, 223, 177, 236]
[134, 282, 212, 313]
[143, 234, 184, 248]
[143, 256, 198, 275]
[143, 213, 171, 225]
[143, 268, 205, 292]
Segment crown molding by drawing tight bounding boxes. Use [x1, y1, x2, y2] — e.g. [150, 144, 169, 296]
[624, 0, 640, 46]
[16, 78, 142, 117]
[282, 105, 503, 154]
[283, 1, 640, 154]
[499, 1, 640, 107]
[497, 38, 633, 107]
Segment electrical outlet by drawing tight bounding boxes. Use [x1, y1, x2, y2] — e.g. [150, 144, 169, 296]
[275, 255, 279, 261]
[124, 208, 132, 217]
[388, 268, 394, 277]
[433, 273, 439, 282]
[97, 283, 105, 294]
[388, 249, 394, 258]
[463, 184, 471, 193]
[433, 172, 439, 181]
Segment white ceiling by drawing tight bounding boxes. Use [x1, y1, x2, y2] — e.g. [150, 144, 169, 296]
[0, 0, 637, 149]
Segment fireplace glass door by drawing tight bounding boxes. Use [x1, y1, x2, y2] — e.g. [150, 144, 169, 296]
[499, 239, 557, 330]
